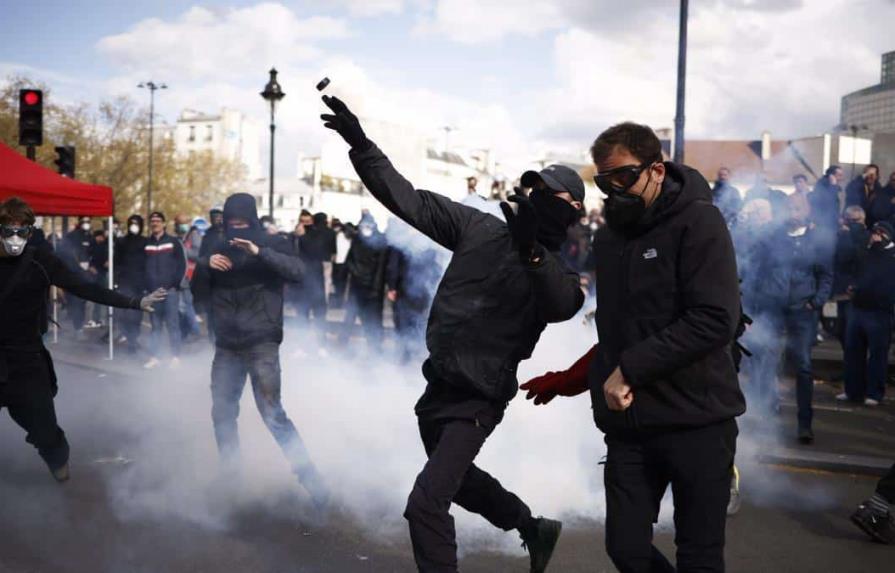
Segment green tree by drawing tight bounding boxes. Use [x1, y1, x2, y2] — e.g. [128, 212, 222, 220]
[0, 75, 246, 222]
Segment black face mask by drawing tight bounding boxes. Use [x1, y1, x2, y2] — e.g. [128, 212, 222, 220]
[530, 190, 577, 251]
[604, 170, 652, 233]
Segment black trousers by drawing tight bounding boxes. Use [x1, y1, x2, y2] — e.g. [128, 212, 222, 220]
[877, 463, 895, 503]
[405, 408, 531, 573]
[341, 291, 383, 349]
[604, 419, 737, 573]
[0, 349, 69, 471]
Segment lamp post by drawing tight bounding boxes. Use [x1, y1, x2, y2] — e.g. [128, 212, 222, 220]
[260, 68, 285, 219]
[138, 81, 167, 221]
[673, 0, 688, 164]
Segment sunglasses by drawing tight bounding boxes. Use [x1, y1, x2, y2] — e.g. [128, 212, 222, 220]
[593, 162, 655, 195]
[0, 225, 32, 239]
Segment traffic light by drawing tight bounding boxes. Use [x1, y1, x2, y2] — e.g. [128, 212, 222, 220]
[54, 146, 75, 178]
[18, 89, 43, 147]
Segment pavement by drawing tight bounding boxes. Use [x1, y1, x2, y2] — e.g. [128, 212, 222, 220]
[1, 327, 893, 572]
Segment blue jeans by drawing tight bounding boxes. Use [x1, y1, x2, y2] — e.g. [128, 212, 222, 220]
[149, 290, 181, 358]
[784, 307, 817, 429]
[179, 287, 201, 338]
[210, 342, 327, 502]
[844, 308, 892, 402]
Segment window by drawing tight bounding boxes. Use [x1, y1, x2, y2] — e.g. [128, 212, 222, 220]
[206, 125, 213, 142]
[188, 125, 195, 142]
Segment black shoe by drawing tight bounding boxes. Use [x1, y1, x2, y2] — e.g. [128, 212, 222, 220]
[798, 427, 814, 444]
[851, 503, 895, 544]
[520, 517, 562, 573]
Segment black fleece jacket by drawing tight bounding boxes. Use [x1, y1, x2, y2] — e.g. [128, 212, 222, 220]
[588, 162, 746, 433]
[349, 143, 584, 403]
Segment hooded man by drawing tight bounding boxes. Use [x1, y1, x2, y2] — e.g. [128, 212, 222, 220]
[0, 197, 163, 482]
[61, 215, 95, 336]
[191, 193, 327, 507]
[712, 166, 742, 228]
[115, 214, 148, 354]
[341, 215, 388, 351]
[521, 122, 745, 572]
[320, 95, 584, 573]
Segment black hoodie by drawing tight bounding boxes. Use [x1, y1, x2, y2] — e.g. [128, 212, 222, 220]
[115, 214, 147, 291]
[191, 193, 305, 349]
[588, 162, 746, 433]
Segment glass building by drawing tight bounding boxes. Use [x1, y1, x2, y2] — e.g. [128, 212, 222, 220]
[841, 51, 895, 134]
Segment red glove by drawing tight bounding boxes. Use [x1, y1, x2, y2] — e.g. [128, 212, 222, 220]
[520, 345, 597, 405]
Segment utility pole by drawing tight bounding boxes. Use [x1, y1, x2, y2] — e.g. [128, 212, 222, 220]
[673, 0, 689, 164]
[138, 81, 167, 220]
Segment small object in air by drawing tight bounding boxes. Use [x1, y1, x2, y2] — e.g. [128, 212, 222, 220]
[316, 77, 331, 92]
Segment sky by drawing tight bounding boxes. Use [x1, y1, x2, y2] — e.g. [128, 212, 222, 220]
[1, 0, 894, 174]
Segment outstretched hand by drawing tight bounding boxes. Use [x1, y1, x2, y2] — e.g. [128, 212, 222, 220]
[500, 187, 539, 260]
[140, 288, 167, 312]
[320, 95, 370, 150]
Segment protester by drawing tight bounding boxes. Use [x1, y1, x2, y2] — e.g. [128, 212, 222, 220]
[296, 212, 336, 349]
[87, 228, 110, 328]
[190, 193, 328, 508]
[61, 216, 95, 337]
[839, 221, 895, 406]
[712, 166, 742, 227]
[341, 215, 388, 352]
[197, 207, 225, 343]
[176, 215, 202, 341]
[560, 212, 593, 272]
[809, 165, 846, 237]
[330, 218, 352, 309]
[852, 462, 895, 544]
[522, 122, 742, 573]
[0, 197, 163, 482]
[115, 214, 148, 355]
[831, 206, 870, 365]
[845, 165, 884, 224]
[143, 212, 186, 369]
[321, 95, 585, 573]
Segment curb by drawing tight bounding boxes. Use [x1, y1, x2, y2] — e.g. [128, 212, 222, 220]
[759, 448, 892, 477]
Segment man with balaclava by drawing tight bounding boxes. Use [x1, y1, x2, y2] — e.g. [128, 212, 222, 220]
[520, 122, 744, 573]
[61, 216, 95, 336]
[115, 214, 149, 355]
[712, 166, 742, 228]
[320, 95, 585, 573]
[839, 221, 895, 406]
[341, 215, 388, 352]
[0, 197, 164, 482]
[143, 212, 186, 370]
[191, 193, 328, 507]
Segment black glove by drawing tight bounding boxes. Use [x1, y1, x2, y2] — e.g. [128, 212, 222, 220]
[320, 95, 371, 151]
[500, 188, 540, 261]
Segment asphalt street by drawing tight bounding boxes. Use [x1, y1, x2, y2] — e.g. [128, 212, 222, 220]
[0, 337, 893, 572]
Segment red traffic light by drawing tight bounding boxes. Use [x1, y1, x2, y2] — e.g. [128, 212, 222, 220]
[23, 91, 40, 106]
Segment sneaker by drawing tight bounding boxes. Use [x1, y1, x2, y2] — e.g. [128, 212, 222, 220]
[798, 427, 814, 445]
[51, 462, 70, 483]
[865, 398, 879, 407]
[143, 357, 161, 370]
[520, 517, 563, 573]
[169, 357, 181, 369]
[851, 502, 895, 544]
[836, 393, 850, 401]
[727, 465, 741, 516]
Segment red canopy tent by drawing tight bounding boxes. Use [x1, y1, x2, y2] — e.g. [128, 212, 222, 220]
[0, 141, 119, 359]
[0, 141, 113, 215]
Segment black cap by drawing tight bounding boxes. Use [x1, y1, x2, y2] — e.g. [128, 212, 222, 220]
[148, 211, 165, 222]
[872, 221, 894, 241]
[521, 164, 585, 203]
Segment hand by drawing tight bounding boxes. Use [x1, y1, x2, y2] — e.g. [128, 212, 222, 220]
[88, 267, 98, 275]
[229, 238, 260, 256]
[603, 366, 633, 411]
[209, 254, 233, 272]
[387, 289, 398, 302]
[140, 288, 167, 312]
[499, 188, 539, 260]
[320, 95, 370, 150]
[520, 371, 564, 405]
[296, 224, 306, 237]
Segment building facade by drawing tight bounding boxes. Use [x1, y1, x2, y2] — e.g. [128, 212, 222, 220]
[841, 51, 895, 134]
[162, 108, 263, 179]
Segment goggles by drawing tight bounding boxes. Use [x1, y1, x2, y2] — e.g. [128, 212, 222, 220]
[0, 225, 32, 239]
[594, 161, 656, 195]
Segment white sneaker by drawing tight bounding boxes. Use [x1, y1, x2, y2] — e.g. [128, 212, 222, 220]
[143, 357, 161, 369]
[836, 393, 850, 401]
[169, 357, 181, 369]
[864, 398, 879, 407]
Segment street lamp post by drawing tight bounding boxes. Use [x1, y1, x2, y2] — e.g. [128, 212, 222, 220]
[138, 81, 167, 220]
[673, 0, 689, 164]
[261, 68, 285, 220]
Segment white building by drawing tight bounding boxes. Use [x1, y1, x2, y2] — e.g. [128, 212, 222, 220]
[250, 177, 314, 232]
[164, 108, 263, 179]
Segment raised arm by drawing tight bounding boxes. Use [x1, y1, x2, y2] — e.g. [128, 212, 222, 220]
[321, 95, 478, 251]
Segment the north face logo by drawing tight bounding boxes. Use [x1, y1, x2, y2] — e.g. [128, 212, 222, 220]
[642, 248, 658, 260]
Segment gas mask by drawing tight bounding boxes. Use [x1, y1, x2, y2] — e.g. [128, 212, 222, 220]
[595, 162, 657, 232]
[1, 225, 30, 257]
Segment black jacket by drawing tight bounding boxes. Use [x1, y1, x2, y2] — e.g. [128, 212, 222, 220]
[588, 163, 746, 433]
[191, 196, 305, 350]
[712, 181, 742, 227]
[115, 233, 148, 292]
[350, 144, 584, 403]
[145, 232, 186, 291]
[809, 176, 843, 230]
[833, 225, 870, 297]
[346, 231, 388, 299]
[851, 244, 895, 311]
[845, 176, 885, 221]
[0, 246, 140, 348]
[62, 228, 94, 271]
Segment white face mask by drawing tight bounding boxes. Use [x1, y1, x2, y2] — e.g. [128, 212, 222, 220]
[1, 235, 27, 257]
[360, 227, 373, 238]
[129, 224, 140, 235]
[80, 222, 91, 231]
